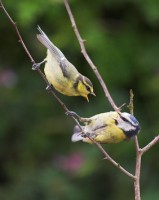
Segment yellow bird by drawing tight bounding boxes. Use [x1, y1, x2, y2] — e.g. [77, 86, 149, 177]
[69, 111, 140, 144]
[36, 26, 95, 101]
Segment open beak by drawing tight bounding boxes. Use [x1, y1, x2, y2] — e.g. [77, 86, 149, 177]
[91, 92, 96, 96]
[84, 93, 95, 102]
[84, 95, 89, 102]
[86, 96, 89, 102]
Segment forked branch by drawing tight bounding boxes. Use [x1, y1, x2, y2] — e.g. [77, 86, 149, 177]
[1, 1, 159, 199]
[63, 2, 159, 200]
[63, 0, 119, 112]
[0, 0, 134, 179]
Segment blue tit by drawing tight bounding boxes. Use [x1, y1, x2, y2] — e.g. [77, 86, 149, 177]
[71, 111, 140, 144]
[36, 26, 95, 101]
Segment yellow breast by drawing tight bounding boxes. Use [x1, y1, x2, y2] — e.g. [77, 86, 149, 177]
[44, 50, 79, 96]
[83, 112, 127, 144]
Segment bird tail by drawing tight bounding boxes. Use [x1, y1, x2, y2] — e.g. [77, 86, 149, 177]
[37, 26, 64, 59]
[71, 125, 84, 142]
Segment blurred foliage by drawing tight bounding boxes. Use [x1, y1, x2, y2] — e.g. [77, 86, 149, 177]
[0, 0, 159, 199]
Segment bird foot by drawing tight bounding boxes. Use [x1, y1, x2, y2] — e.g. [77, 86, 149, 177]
[65, 111, 90, 123]
[82, 132, 90, 138]
[32, 59, 46, 70]
[65, 111, 80, 119]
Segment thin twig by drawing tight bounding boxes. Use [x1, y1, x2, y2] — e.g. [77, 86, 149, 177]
[2, 1, 159, 196]
[128, 89, 134, 115]
[134, 136, 141, 200]
[88, 137, 135, 179]
[62, 0, 138, 178]
[0, 0, 134, 179]
[63, 0, 119, 112]
[141, 135, 159, 154]
[0, 0, 34, 64]
[0, 0, 79, 128]
[128, 90, 141, 200]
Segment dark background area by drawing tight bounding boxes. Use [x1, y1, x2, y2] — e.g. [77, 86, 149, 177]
[0, 0, 159, 199]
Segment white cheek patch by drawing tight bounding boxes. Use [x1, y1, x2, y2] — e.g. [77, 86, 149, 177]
[117, 117, 136, 131]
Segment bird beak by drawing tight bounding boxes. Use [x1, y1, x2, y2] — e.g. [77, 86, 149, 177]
[91, 92, 96, 96]
[85, 95, 89, 102]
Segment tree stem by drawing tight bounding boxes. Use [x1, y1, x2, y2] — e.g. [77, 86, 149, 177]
[134, 136, 141, 200]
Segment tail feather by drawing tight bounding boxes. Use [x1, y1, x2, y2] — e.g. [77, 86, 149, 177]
[71, 125, 84, 142]
[37, 26, 65, 60]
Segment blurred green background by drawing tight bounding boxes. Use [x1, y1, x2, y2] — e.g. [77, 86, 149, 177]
[0, 0, 159, 199]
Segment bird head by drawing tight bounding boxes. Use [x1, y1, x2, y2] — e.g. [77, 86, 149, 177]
[115, 112, 141, 138]
[80, 75, 95, 101]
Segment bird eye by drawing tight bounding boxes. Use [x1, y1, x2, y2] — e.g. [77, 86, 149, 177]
[85, 85, 91, 92]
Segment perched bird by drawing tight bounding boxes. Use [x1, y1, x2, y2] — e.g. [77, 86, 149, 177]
[36, 26, 95, 101]
[70, 111, 140, 144]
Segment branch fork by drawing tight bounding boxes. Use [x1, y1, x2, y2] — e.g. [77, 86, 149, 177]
[1, 0, 159, 199]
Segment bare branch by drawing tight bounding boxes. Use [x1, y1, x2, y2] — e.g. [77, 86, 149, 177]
[128, 89, 134, 115]
[88, 137, 135, 179]
[0, 0, 81, 129]
[0, 0, 34, 64]
[141, 135, 159, 154]
[128, 90, 141, 199]
[3, 1, 159, 195]
[63, 0, 119, 112]
[134, 136, 141, 200]
[1, 3, 125, 174]
[134, 136, 140, 152]
[62, 0, 138, 179]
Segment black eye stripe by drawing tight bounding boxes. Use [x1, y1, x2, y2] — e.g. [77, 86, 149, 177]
[120, 116, 137, 127]
[113, 118, 118, 125]
[85, 85, 91, 91]
[120, 116, 129, 123]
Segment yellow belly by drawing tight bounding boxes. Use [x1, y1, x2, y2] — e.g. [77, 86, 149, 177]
[94, 127, 127, 144]
[83, 112, 127, 144]
[44, 57, 78, 96]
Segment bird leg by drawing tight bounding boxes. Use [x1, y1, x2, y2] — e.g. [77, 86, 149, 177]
[32, 59, 46, 70]
[65, 111, 91, 123]
[82, 132, 90, 138]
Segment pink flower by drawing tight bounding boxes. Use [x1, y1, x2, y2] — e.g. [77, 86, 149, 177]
[53, 152, 85, 173]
